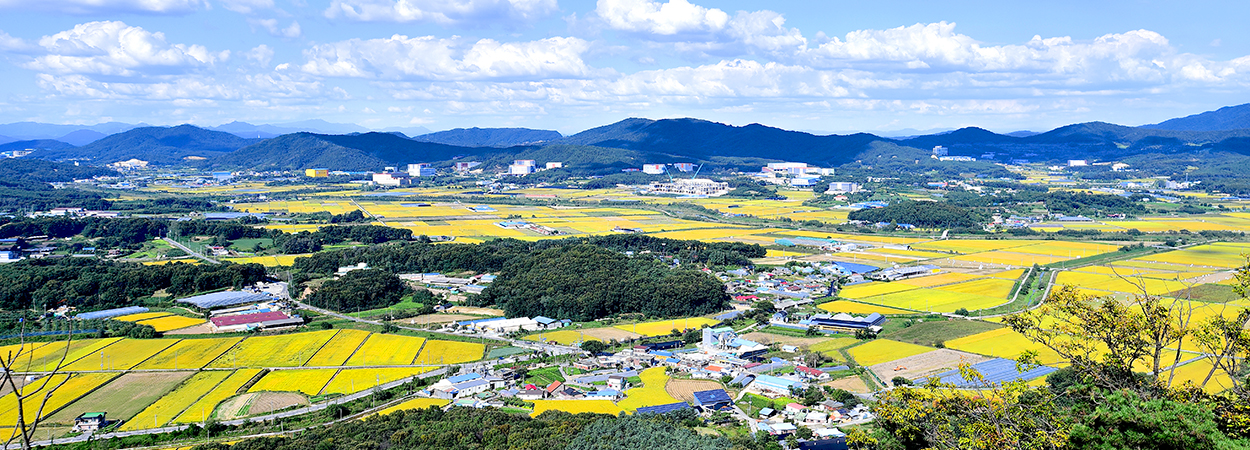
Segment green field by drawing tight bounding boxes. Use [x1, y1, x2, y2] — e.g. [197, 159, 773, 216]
[45, 372, 193, 425]
[880, 319, 1003, 348]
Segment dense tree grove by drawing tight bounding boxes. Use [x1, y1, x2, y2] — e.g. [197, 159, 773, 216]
[847, 201, 983, 228]
[480, 244, 730, 321]
[0, 258, 268, 311]
[304, 269, 409, 312]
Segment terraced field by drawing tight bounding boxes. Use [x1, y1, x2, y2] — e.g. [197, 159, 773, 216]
[208, 330, 337, 368]
[0, 373, 117, 428]
[63, 339, 178, 371]
[322, 367, 435, 395]
[47, 372, 192, 425]
[304, 329, 370, 367]
[8, 338, 120, 373]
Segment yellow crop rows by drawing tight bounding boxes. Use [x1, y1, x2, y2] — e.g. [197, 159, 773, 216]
[413, 340, 485, 365]
[0, 373, 116, 427]
[617, 367, 679, 411]
[9, 338, 121, 373]
[614, 317, 719, 337]
[136, 337, 243, 370]
[932, 278, 1016, 298]
[345, 334, 425, 366]
[115, 312, 172, 322]
[912, 239, 1038, 253]
[304, 329, 371, 367]
[370, 397, 450, 417]
[248, 369, 339, 396]
[172, 369, 263, 424]
[839, 282, 920, 299]
[64, 339, 178, 371]
[847, 339, 933, 366]
[137, 316, 206, 332]
[860, 288, 1006, 313]
[208, 330, 337, 368]
[222, 255, 306, 267]
[950, 251, 1070, 266]
[1169, 359, 1234, 393]
[817, 300, 914, 315]
[944, 328, 1064, 365]
[530, 400, 625, 417]
[1135, 243, 1250, 269]
[322, 367, 435, 395]
[1054, 271, 1186, 297]
[123, 371, 231, 431]
[896, 272, 984, 288]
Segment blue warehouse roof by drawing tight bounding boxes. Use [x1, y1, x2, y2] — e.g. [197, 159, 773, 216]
[636, 402, 691, 415]
[691, 389, 732, 406]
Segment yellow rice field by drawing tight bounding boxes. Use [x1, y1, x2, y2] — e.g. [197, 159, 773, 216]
[522, 329, 600, 345]
[530, 400, 626, 417]
[614, 317, 719, 337]
[839, 282, 920, 299]
[944, 328, 1064, 366]
[896, 272, 984, 288]
[64, 339, 178, 371]
[932, 278, 1016, 298]
[949, 251, 1070, 267]
[806, 338, 860, 358]
[137, 316, 207, 332]
[1135, 243, 1250, 269]
[1008, 241, 1121, 257]
[136, 337, 243, 370]
[617, 367, 680, 411]
[987, 269, 1026, 279]
[1054, 271, 1188, 297]
[222, 255, 307, 267]
[413, 340, 485, 365]
[304, 329, 371, 367]
[322, 367, 436, 395]
[172, 369, 264, 424]
[0, 373, 116, 428]
[115, 312, 172, 322]
[208, 330, 337, 368]
[846, 339, 934, 366]
[859, 288, 1006, 313]
[1168, 358, 1235, 393]
[345, 334, 425, 366]
[248, 369, 339, 396]
[370, 397, 450, 417]
[9, 338, 121, 373]
[123, 371, 232, 431]
[816, 300, 914, 315]
[912, 239, 1038, 253]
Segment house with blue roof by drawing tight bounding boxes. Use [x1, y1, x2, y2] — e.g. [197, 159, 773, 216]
[691, 389, 733, 411]
[752, 374, 803, 395]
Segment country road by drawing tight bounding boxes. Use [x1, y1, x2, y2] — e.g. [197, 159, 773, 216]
[163, 237, 220, 264]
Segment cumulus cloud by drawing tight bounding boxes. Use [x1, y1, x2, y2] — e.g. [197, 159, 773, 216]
[249, 19, 302, 38]
[245, 44, 274, 66]
[0, 30, 35, 52]
[218, 0, 273, 14]
[0, 0, 206, 15]
[28, 21, 227, 77]
[324, 0, 557, 26]
[300, 35, 594, 81]
[593, 0, 804, 57]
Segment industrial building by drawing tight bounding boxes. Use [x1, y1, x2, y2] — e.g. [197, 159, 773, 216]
[871, 265, 940, 281]
[647, 178, 730, 197]
[305, 168, 329, 177]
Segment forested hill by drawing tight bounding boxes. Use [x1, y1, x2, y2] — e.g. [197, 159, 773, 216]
[411, 127, 562, 147]
[32, 125, 259, 165]
[1144, 103, 1250, 131]
[215, 132, 500, 171]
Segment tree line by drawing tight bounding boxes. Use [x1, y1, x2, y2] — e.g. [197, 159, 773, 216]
[848, 200, 983, 228]
[0, 258, 268, 311]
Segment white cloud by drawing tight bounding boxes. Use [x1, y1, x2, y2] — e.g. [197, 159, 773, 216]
[0, 30, 35, 52]
[300, 35, 594, 81]
[249, 18, 302, 38]
[594, 0, 804, 57]
[217, 0, 273, 14]
[245, 44, 274, 66]
[324, 0, 557, 26]
[0, 0, 207, 15]
[28, 21, 226, 77]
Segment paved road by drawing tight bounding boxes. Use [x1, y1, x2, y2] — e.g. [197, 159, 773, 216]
[9, 368, 447, 449]
[163, 237, 220, 264]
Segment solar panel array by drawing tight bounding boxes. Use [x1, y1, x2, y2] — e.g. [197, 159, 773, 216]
[76, 306, 149, 320]
[635, 402, 691, 415]
[176, 291, 271, 309]
[922, 358, 1057, 388]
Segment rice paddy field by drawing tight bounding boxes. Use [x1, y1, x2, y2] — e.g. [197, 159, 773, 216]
[63, 338, 178, 371]
[0, 373, 117, 428]
[854, 288, 1007, 313]
[838, 282, 920, 299]
[122, 371, 232, 431]
[412, 340, 485, 365]
[208, 330, 338, 368]
[530, 400, 625, 417]
[816, 300, 914, 315]
[8, 338, 121, 373]
[138, 315, 206, 332]
[613, 317, 720, 337]
[135, 337, 243, 370]
[846, 339, 934, 367]
[616, 367, 680, 411]
[172, 369, 264, 424]
[115, 312, 172, 322]
[807, 338, 860, 358]
[322, 368, 435, 395]
[45, 372, 192, 426]
[944, 328, 1065, 366]
[344, 334, 425, 366]
[304, 329, 371, 367]
[249, 369, 339, 396]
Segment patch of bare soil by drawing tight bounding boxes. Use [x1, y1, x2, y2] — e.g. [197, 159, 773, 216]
[665, 379, 724, 403]
[822, 376, 869, 394]
[868, 349, 990, 384]
[582, 327, 643, 341]
[446, 306, 505, 316]
[165, 322, 214, 335]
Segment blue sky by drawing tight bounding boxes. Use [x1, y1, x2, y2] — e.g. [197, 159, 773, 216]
[0, 0, 1248, 135]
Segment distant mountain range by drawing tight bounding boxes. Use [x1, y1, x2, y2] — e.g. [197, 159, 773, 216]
[8, 103, 1250, 172]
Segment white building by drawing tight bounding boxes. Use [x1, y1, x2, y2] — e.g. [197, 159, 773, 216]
[648, 179, 730, 197]
[408, 163, 436, 177]
[673, 163, 695, 172]
[474, 317, 540, 333]
[372, 172, 411, 186]
[546, 162, 563, 169]
[826, 182, 860, 193]
[510, 160, 536, 175]
[1068, 160, 1088, 167]
[454, 161, 481, 171]
[642, 164, 666, 175]
[932, 146, 948, 156]
[790, 176, 821, 187]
